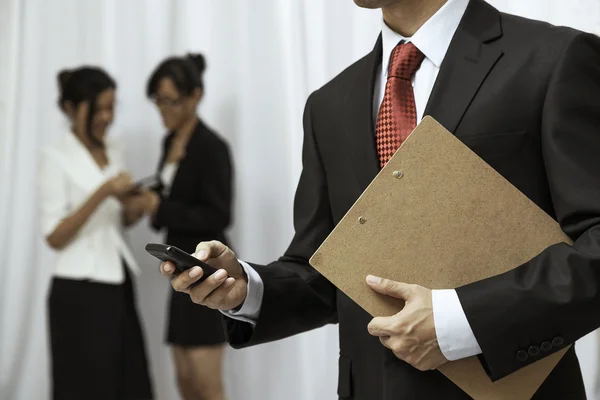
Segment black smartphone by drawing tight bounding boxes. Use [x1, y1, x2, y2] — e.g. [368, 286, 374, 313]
[135, 175, 160, 190]
[145, 243, 218, 281]
[127, 175, 160, 195]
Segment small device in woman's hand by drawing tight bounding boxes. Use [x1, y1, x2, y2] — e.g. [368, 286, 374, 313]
[127, 175, 160, 195]
[135, 175, 160, 189]
[145, 243, 219, 281]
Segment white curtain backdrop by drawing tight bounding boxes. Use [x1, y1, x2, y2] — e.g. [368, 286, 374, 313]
[1, 1, 599, 399]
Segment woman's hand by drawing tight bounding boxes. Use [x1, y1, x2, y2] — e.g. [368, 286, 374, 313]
[139, 190, 161, 216]
[119, 190, 160, 225]
[106, 172, 135, 198]
[121, 194, 147, 226]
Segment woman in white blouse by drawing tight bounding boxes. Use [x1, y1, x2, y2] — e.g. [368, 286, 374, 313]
[39, 66, 153, 400]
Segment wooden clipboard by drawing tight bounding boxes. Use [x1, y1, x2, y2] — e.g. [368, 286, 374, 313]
[309, 116, 571, 399]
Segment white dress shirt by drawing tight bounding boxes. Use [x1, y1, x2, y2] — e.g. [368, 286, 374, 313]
[225, 0, 482, 361]
[39, 132, 140, 284]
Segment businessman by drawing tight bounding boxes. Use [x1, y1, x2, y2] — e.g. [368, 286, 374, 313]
[162, 0, 600, 398]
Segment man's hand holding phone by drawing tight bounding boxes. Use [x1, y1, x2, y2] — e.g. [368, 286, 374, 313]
[161, 241, 248, 311]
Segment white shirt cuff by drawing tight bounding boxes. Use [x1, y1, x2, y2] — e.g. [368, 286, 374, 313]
[220, 260, 264, 326]
[432, 289, 482, 361]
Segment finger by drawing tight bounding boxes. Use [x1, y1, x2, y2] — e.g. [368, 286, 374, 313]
[160, 262, 176, 276]
[366, 276, 413, 300]
[194, 240, 227, 261]
[171, 266, 206, 292]
[379, 337, 418, 369]
[119, 173, 133, 185]
[367, 316, 397, 337]
[379, 335, 392, 350]
[378, 336, 408, 360]
[386, 342, 413, 367]
[202, 277, 237, 309]
[188, 269, 230, 304]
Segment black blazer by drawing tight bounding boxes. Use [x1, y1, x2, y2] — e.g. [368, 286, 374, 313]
[152, 119, 233, 253]
[226, 1, 600, 399]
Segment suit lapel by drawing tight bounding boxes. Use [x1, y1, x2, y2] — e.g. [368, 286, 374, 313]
[424, 0, 504, 134]
[167, 120, 202, 197]
[159, 132, 175, 171]
[345, 35, 383, 191]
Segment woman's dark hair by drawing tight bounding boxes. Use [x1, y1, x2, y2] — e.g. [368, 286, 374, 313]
[57, 66, 116, 147]
[146, 53, 206, 98]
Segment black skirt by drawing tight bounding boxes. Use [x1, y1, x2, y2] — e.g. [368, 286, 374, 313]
[48, 267, 153, 400]
[163, 235, 228, 347]
[165, 288, 227, 347]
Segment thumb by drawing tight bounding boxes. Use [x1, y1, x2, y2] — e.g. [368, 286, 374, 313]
[194, 240, 242, 278]
[194, 240, 228, 261]
[366, 276, 413, 300]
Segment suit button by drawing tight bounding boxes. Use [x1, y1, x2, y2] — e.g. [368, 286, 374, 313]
[552, 337, 564, 347]
[541, 341, 553, 352]
[516, 350, 528, 362]
[528, 345, 541, 357]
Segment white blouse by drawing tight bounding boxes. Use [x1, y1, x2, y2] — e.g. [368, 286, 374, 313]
[39, 132, 140, 284]
[159, 162, 179, 196]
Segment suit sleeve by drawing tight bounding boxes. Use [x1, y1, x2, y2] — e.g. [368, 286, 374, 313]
[225, 91, 339, 348]
[457, 32, 600, 381]
[152, 139, 233, 233]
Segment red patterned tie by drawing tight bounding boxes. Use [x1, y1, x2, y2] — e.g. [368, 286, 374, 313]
[375, 42, 425, 168]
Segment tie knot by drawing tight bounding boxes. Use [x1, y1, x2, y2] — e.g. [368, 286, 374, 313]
[388, 42, 425, 80]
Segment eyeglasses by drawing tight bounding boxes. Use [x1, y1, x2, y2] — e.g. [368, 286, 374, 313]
[151, 96, 185, 108]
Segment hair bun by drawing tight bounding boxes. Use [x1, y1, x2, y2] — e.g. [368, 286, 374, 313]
[57, 69, 74, 91]
[186, 53, 206, 75]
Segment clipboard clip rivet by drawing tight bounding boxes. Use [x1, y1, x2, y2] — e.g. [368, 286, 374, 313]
[358, 216, 367, 224]
[393, 170, 404, 179]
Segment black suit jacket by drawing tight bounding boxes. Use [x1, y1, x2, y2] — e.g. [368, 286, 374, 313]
[152, 119, 233, 253]
[226, 1, 600, 398]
